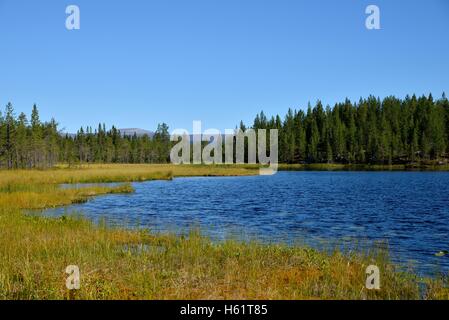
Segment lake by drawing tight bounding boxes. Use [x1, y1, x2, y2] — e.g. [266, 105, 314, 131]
[42, 171, 449, 276]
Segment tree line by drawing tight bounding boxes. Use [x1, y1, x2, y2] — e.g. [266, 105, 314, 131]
[0, 103, 59, 169]
[0, 103, 172, 169]
[59, 123, 171, 166]
[263, 93, 449, 164]
[1, 93, 448, 169]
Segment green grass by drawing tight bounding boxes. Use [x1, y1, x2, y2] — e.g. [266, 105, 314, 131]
[0, 164, 448, 300]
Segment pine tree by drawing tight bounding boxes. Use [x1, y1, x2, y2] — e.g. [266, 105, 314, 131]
[4, 103, 16, 169]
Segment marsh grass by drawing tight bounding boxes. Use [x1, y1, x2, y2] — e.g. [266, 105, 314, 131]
[0, 164, 448, 300]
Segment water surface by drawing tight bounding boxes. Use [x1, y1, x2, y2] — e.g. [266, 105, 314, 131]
[42, 171, 449, 276]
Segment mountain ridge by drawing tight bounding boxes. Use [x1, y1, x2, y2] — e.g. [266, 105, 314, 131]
[62, 128, 155, 138]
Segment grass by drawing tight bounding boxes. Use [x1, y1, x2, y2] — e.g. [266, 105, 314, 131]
[0, 164, 448, 300]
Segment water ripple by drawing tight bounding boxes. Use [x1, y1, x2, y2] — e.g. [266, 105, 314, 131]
[42, 171, 449, 276]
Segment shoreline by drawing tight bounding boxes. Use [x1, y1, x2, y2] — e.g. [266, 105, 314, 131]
[1, 164, 448, 299]
[278, 163, 449, 172]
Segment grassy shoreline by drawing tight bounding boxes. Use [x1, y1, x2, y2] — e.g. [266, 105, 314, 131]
[1, 164, 448, 299]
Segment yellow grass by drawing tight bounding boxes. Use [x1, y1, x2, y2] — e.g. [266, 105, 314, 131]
[0, 164, 448, 300]
[1, 163, 258, 186]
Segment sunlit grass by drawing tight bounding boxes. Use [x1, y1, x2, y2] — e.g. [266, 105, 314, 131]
[0, 164, 448, 300]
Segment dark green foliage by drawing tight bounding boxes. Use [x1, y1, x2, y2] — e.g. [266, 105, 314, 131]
[64, 122, 172, 165]
[0, 103, 61, 169]
[250, 94, 449, 164]
[1, 94, 448, 169]
[0, 103, 172, 168]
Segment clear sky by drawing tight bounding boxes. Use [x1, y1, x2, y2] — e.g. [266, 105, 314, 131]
[0, 0, 448, 133]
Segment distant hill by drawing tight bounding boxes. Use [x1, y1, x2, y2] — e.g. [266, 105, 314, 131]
[61, 129, 232, 140]
[61, 128, 155, 138]
[119, 128, 154, 138]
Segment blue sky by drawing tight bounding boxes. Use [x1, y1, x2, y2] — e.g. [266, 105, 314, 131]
[0, 0, 448, 133]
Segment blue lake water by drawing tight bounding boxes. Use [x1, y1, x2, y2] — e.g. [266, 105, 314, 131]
[41, 171, 449, 276]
